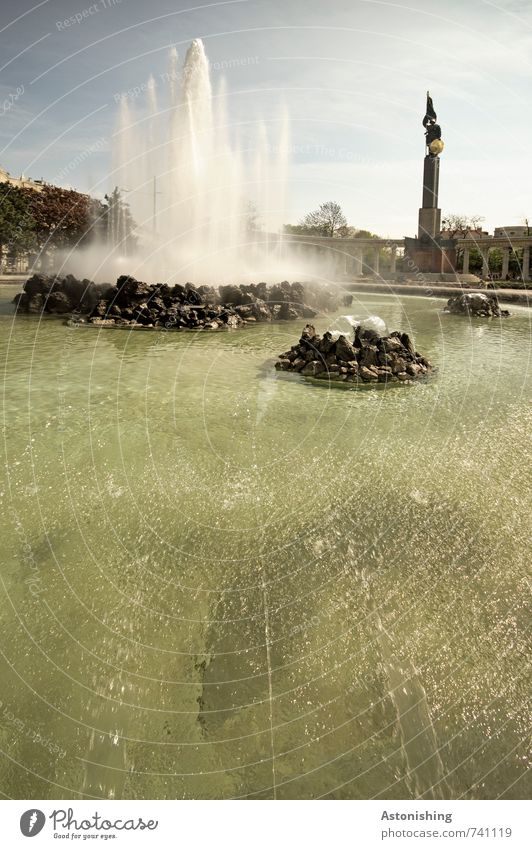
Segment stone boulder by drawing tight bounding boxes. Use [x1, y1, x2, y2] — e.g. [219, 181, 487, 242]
[45, 291, 71, 313]
[14, 274, 111, 316]
[23, 274, 56, 298]
[335, 334, 358, 363]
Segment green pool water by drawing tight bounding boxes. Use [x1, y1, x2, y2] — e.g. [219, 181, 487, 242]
[1, 286, 530, 800]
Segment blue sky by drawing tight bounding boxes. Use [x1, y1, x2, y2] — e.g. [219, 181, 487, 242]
[1, 0, 531, 235]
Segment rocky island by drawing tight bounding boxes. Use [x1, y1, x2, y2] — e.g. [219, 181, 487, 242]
[13, 274, 352, 330]
[445, 292, 510, 318]
[275, 324, 433, 384]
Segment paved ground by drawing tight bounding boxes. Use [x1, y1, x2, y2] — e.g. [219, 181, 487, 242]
[346, 279, 531, 305]
[0, 275, 27, 284]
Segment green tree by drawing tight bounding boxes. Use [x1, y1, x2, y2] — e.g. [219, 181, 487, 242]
[0, 182, 36, 268]
[103, 188, 138, 255]
[284, 223, 313, 236]
[25, 184, 98, 253]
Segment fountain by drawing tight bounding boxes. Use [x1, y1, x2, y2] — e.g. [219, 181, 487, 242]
[110, 39, 292, 284]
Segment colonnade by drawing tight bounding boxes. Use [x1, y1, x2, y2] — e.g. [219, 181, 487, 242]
[461, 241, 531, 279]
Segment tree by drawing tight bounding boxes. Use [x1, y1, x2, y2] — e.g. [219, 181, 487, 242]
[284, 223, 313, 236]
[344, 227, 380, 239]
[441, 213, 485, 238]
[300, 201, 348, 237]
[0, 182, 36, 268]
[25, 184, 98, 253]
[102, 188, 138, 255]
[442, 214, 486, 275]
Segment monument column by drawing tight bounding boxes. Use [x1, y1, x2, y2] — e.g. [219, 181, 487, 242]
[501, 247, 510, 279]
[522, 246, 530, 280]
[462, 246, 470, 274]
[404, 93, 456, 275]
[417, 93, 443, 242]
[418, 155, 441, 240]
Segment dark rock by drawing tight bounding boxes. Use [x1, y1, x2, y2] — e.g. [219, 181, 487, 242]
[301, 360, 322, 376]
[290, 281, 305, 304]
[23, 274, 56, 297]
[27, 293, 44, 314]
[184, 284, 202, 305]
[45, 292, 71, 313]
[171, 283, 187, 302]
[301, 324, 317, 341]
[270, 281, 292, 303]
[62, 275, 99, 311]
[359, 366, 379, 382]
[92, 299, 110, 318]
[278, 302, 300, 321]
[390, 356, 407, 375]
[318, 331, 336, 354]
[335, 334, 357, 362]
[235, 304, 253, 318]
[198, 285, 218, 303]
[383, 336, 405, 353]
[400, 333, 415, 356]
[218, 284, 242, 304]
[359, 345, 379, 368]
[250, 300, 272, 322]
[116, 276, 152, 304]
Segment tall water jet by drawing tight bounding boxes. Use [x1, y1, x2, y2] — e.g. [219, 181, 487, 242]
[109, 38, 295, 283]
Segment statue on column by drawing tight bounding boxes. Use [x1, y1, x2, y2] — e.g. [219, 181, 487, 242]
[423, 92, 444, 156]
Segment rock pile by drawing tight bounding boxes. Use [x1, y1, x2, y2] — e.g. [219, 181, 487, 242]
[445, 292, 510, 318]
[275, 324, 433, 384]
[13, 274, 111, 315]
[13, 275, 324, 330]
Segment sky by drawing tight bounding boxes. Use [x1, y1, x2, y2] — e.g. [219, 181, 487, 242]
[1, 0, 532, 236]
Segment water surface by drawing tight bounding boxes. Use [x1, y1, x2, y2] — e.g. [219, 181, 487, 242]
[1, 287, 530, 799]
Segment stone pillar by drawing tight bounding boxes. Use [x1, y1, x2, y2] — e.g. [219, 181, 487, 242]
[501, 246, 510, 279]
[522, 246, 530, 280]
[373, 247, 380, 275]
[462, 247, 470, 275]
[482, 248, 490, 278]
[390, 246, 397, 273]
[354, 248, 363, 276]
